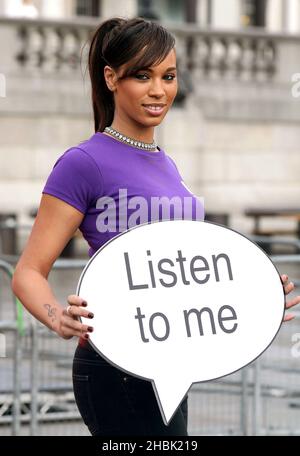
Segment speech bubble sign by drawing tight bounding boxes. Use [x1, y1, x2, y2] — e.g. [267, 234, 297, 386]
[76, 220, 285, 426]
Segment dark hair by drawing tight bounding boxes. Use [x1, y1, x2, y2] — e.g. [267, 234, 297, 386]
[88, 16, 176, 133]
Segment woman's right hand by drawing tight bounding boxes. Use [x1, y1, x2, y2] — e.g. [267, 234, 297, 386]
[56, 295, 94, 340]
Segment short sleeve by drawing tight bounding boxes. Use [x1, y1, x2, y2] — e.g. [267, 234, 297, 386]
[42, 147, 103, 214]
[167, 155, 182, 178]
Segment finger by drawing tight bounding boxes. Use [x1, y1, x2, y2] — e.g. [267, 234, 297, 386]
[285, 295, 300, 309]
[65, 305, 94, 320]
[284, 281, 295, 295]
[67, 295, 87, 307]
[281, 274, 289, 285]
[63, 317, 94, 334]
[62, 307, 79, 320]
[283, 313, 295, 322]
[62, 327, 91, 339]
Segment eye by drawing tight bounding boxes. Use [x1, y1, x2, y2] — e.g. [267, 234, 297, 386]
[165, 74, 176, 81]
[134, 73, 177, 81]
[134, 73, 149, 80]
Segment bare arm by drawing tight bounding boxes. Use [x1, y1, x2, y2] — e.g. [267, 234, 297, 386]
[11, 194, 94, 340]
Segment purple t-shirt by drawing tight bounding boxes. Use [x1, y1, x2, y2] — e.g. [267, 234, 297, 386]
[42, 132, 204, 258]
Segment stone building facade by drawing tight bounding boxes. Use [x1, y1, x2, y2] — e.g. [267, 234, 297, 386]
[0, 0, 300, 251]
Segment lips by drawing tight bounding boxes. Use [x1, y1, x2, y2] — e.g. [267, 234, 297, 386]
[143, 104, 166, 108]
[142, 104, 166, 116]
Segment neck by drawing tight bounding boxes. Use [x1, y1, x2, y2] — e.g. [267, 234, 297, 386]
[110, 121, 155, 143]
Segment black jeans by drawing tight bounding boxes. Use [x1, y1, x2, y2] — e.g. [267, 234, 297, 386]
[72, 344, 188, 436]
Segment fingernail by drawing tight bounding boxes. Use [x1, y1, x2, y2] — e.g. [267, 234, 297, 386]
[82, 301, 88, 307]
[88, 326, 94, 333]
[84, 333, 89, 339]
[88, 312, 94, 319]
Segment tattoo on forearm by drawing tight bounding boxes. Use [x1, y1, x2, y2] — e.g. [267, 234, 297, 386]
[44, 304, 57, 324]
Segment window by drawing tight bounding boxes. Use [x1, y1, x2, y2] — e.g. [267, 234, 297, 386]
[241, 0, 267, 27]
[76, 0, 100, 17]
[138, 0, 188, 23]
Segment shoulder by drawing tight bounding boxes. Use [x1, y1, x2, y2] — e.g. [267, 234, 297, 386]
[53, 136, 103, 178]
[72, 132, 108, 161]
[48, 143, 103, 194]
[43, 137, 105, 212]
[58, 133, 112, 169]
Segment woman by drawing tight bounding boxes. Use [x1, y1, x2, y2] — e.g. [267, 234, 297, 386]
[12, 16, 299, 436]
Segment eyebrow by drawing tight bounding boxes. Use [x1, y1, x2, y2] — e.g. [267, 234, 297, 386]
[138, 66, 177, 72]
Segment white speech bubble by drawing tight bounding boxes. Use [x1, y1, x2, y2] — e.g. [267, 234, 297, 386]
[76, 220, 285, 426]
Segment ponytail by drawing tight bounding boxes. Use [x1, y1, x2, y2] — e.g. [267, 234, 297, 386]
[88, 18, 125, 132]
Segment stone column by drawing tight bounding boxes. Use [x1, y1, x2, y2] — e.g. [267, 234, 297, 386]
[0, 0, 6, 15]
[4, 0, 21, 16]
[197, 0, 214, 26]
[101, 0, 137, 18]
[39, 0, 66, 18]
[266, 0, 283, 32]
[211, 0, 241, 29]
[196, 0, 207, 26]
[282, 0, 300, 33]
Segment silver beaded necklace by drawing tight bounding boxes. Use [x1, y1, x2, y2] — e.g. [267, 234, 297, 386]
[104, 126, 158, 151]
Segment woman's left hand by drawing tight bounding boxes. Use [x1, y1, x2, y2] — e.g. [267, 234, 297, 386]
[281, 274, 300, 322]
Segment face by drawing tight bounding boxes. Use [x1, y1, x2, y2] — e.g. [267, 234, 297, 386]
[104, 48, 178, 133]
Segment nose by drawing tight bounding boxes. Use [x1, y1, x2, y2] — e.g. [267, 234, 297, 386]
[148, 77, 165, 98]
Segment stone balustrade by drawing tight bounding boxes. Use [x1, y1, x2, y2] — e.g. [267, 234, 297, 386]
[1, 16, 298, 82]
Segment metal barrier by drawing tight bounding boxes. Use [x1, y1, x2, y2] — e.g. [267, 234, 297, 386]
[0, 259, 23, 435]
[29, 258, 87, 436]
[249, 235, 300, 435]
[1, 234, 300, 435]
[0, 254, 251, 436]
[0, 256, 87, 436]
[183, 235, 300, 435]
